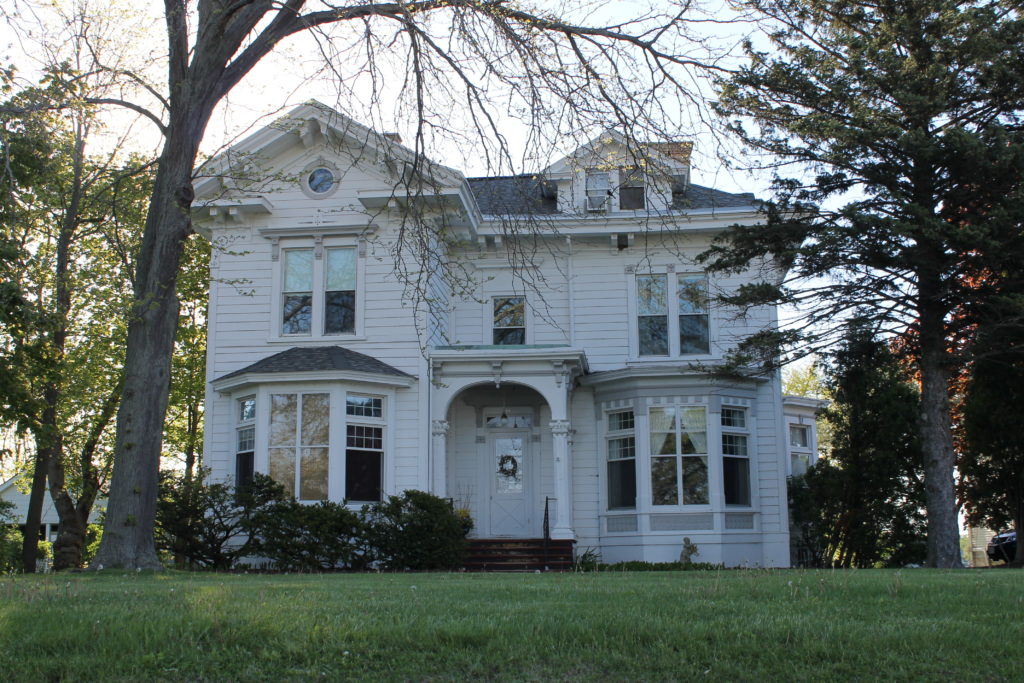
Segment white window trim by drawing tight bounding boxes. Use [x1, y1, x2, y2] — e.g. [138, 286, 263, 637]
[482, 294, 532, 346]
[266, 235, 366, 343]
[720, 406, 753, 508]
[628, 269, 716, 361]
[646, 403, 712, 510]
[298, 158, 342, 200]
[603, 407, 638, 511]
[249, 382, 396, 505]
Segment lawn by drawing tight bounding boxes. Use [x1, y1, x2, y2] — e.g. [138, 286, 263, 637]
[0, 569, 1016, 681]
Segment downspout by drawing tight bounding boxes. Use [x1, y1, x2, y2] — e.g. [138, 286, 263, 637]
[566, 235, 576, 347]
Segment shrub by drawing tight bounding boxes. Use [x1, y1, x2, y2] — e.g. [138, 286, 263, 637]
[245, 498, 364, 571]
[361, 490, 468, 570]
[596, 561, 725, 572]
[156, 471, 285, 569]
[0, 501, 18, 573]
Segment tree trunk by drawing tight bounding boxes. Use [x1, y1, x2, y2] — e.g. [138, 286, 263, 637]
[918, 321, 962, 568]
[89, 119, 205, 570]
[21, 444, 49, 573]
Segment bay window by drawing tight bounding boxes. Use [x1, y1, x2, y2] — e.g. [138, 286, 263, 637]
[345, 394, 384, 502]
[606, 410, 637, 509]
[649, 406, 708, 506]
[268, 392, 330, 501]
[263, 389, 386, 503]
[721, 406, 751, 506]
[235, 396, 256, 489]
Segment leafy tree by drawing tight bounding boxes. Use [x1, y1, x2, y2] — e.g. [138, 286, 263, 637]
[702, 0, 1024, 567]
[0, 62, 153, 570]
[783, 362, 825, 400]
[18, 0, 729, 570]
[794, 326, 926, 567]
[959, 325, 1024, 564]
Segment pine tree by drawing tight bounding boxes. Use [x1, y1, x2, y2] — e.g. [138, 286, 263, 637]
[702, 0, 1024, 567]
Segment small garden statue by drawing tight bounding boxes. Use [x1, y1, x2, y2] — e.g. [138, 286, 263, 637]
[679, 537, 699, 564]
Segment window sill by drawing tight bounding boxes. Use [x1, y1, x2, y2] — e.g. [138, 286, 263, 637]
[267, 334, 367, 344]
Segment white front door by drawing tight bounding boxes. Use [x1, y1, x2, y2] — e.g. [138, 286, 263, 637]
[488, 435, 535, 537]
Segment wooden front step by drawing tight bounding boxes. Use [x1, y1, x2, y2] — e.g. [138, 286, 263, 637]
[464, 538, 575, 572]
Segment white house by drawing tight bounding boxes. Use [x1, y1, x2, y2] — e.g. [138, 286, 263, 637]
[194, 102, 818, 567]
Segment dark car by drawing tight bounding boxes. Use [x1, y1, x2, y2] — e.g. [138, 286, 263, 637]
[987, 531, 1017, 563]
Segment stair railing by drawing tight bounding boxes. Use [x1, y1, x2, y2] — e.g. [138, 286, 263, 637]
[542, 496, 551, 567]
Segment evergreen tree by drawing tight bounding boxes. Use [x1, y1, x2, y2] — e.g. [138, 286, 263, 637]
[800, 326, 926, 568]
[702, 0, 1024, 566]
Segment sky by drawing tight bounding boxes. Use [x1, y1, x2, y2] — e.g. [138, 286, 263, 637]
[0, 0, 773, 195]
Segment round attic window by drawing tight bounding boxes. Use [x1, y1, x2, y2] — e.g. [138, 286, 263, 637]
[307, 167, 335, 194]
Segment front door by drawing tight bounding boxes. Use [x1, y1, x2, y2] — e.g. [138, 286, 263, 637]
[488, 435, 534, 536]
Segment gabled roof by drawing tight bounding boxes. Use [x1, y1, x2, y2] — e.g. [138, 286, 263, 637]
[466, 175, 757, 216]
[217, 346, 413, 382]
[542, 129, 691, 179]
[192, 100, 466, 199]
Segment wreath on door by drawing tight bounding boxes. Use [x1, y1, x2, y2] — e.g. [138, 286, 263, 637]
[497, 454, 519, 479]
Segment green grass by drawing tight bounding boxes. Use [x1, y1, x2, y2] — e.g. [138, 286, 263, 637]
[0, 569, 1018, 681]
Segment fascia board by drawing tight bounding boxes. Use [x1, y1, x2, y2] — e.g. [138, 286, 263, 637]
[474, 208, 764, 235]
[212, 369, 417, 395]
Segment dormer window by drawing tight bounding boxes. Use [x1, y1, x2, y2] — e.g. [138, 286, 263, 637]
[585, 170, 611, 211]
[619, 167, 645, 210]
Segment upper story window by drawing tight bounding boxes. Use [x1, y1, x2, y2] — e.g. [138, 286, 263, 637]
[606, 410, 636, 510]
[307, 167, 336, 194]
[790, 424, 809, 448]
[721, 407, 751, 506]
[280, 245, 357, 337]
[493, 296, 526, 344]
[618, 167, 645, 210]
[649, 406, 709, 506]
[636, 273, 710, 357]
[325, 247, 356, 334]
[585, 170, 611, 211]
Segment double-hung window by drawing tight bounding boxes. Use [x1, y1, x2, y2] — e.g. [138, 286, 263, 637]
[649, 406, 709, 506]
[268, 392, 330, 501]
[345, 394, 384, 502]
[493, 296, 526, 345]
[636, 273, 710, 356]
[721, 407, 751, 506]
[618, 167, 645, 210]
[585, 170, 611, 211]
[280, 245, 357, 336]
[235, 397, 256, 489]
[606, 410, 636, 509]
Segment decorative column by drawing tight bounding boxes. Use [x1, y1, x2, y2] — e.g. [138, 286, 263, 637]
[549, 419, 575, 539]
[431, 419, 449, 497]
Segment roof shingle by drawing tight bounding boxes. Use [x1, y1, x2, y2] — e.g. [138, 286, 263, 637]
[217, 346, 413, 381]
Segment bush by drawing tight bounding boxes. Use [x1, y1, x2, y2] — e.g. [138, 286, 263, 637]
[596, 561, 725, 572]
[245, 498, 364, 571]
[0, 501, 18, 573]
[362, 490, 468, 570]
[156, 471, 285, 569]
